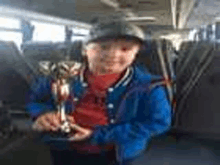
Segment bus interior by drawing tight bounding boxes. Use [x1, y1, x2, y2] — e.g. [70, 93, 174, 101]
[0, 0, 220, 164]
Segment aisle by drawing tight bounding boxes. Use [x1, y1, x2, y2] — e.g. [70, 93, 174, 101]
[131, 137, 220, 165]
[1, 135, 220, 165]
[0, 138, 51, 165]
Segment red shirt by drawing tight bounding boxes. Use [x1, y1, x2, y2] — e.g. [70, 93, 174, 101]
[70, 70, 122, 153]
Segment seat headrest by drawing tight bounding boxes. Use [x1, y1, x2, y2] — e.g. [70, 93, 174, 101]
[69, 40, 84, 62]
[135, 39, 174, 75]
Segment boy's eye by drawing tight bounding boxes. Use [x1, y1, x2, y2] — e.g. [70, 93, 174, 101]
[121, 47, 128, 51]
[102, 45, 107, 49]
[101, 45, 110, 50]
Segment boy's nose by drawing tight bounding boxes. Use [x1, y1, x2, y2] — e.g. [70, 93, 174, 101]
[101, 51, 117, 60]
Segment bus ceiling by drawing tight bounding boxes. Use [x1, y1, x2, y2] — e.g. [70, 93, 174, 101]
[0, 0, 219, 36]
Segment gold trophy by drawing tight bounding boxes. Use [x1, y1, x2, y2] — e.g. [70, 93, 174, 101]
[39, 60, 82, 140]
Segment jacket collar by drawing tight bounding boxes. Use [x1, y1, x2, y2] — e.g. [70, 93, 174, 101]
[79, 65, 134, 88]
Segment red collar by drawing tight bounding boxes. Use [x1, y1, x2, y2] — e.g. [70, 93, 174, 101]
[86, 70, 125, 91]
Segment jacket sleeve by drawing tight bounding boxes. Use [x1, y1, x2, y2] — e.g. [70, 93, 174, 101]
[25, 76, 56, 120]
[89, 86, 172, 145]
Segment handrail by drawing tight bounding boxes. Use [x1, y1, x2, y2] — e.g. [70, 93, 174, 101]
[156, 40, 173, 103]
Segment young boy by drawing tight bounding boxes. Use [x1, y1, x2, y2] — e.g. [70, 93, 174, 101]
[26, 20, 171, 165]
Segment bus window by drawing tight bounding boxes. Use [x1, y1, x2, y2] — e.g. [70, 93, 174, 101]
[0, 17, 22, 49]
[188, 29, 198, 41]
[71, 27, 89, 41]
[71, 36, 85, 41]
[72, 28, 89, 35]
[0, 32, 22, 50]
[31, 21, 65, 42]
[0, 16, 20, 29]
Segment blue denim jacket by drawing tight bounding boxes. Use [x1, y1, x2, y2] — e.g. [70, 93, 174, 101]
[25, 65, 171, 162]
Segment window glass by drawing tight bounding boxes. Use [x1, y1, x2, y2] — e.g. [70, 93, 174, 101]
[0, 16, 20, 29]
[71, 36, 85, 42]
[0, 17, 22, 49]
[72, 28, 89, 35]
[0, 32, 22, 49]
[188, 29, 198, 40]
[32, 21, 65, 42]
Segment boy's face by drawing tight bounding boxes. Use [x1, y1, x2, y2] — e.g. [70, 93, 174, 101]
[85, 39, 141, 75]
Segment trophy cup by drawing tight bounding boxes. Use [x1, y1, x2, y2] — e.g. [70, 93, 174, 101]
[38, 60, 82, 140]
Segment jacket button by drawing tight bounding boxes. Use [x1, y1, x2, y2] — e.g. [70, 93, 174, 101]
[82, 83, 88, 87]
[108, 103, 114, 109]
[73, 97, 78, 102]
[110, 119, 115, 124]
[108, 88, 114, 92]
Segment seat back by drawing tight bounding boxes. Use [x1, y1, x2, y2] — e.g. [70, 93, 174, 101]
[175, 41, 220, 139]
[22, 41, 66, 71]
[136, 39, 174, 76]
[0, 41, 34, 107]
[68, 40, 84, 62]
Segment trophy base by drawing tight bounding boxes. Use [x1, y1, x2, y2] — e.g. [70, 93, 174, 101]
[49, 128, 77, 141]
[60, 121, 71, 133]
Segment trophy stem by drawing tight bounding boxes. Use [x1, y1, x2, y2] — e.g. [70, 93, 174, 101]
[60, 101, 66, 122]
[58, 101, 71, 133]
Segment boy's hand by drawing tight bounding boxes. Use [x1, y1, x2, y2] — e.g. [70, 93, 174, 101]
[32, 112, 75, 132]
[69, 124, 93, 141]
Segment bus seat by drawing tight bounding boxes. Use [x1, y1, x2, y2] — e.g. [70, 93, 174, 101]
[68, 39, 84, 62]
[136, 39, 174, 77]
[174, 41, 220, 140]
[136, 39, 176, 144]
[179, 41, 196, 53]
[0, 41, 34, 107]
[22, 41, 66, 71]
[177, 41, 208, 73]
[176, 41, 213, 99]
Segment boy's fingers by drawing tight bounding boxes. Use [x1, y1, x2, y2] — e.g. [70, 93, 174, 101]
[69, 132, 86, 141]
[70, 124, 88, 134]
[66, 116, 75, 123]
[52, 113, 61, 127]
[40, 117, 53, 131]
[33, 120, 45, 132]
